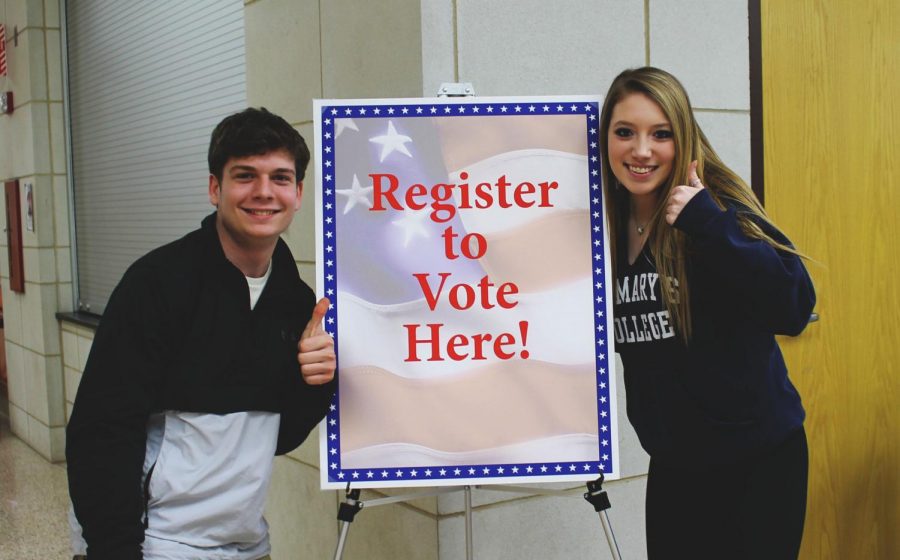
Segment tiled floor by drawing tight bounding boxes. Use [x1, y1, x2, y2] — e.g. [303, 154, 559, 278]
[0, 414, 73, 559]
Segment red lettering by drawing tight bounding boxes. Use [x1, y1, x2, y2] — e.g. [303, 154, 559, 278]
[368, 173, 558, 220]
[496, 175, 512, 208]
[404, 323, 445, 362]
[494, 332, 516, 359]
[538, 181, 558, 207]
[497, 282, 519, 309]
[369, 173, 402, 211]
[442, 227, 460, 260]
[406, 183, 427, 210]
[471, 332, 493, 360]
[475, 182, 493, 209]
[448, 283, 476, 310]
[404, 323, 528, 362]
[514, 181, 536, 207]
[442, 225, 487, 260]
[413, 272, 451, 311]
[447, 334, 469, 361]
[413, 272, 519, 310]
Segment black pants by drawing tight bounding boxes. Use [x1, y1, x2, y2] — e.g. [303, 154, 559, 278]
[646, 427, 808, 560]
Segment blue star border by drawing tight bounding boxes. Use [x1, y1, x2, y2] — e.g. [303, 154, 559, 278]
[318, 100, 613, 484]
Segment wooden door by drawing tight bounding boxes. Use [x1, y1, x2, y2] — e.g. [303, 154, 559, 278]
[760, 1, 898, 558]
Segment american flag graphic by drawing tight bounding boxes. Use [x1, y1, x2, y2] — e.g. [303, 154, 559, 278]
[0, 25, 7, 76]
[315, 97, 617, 488]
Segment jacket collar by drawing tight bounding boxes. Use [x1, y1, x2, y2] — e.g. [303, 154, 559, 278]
[199, 212, 301, 302]
[201, 212, 231, 269]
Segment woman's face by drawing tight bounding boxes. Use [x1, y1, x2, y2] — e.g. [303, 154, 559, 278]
[606, 92, 675, 200]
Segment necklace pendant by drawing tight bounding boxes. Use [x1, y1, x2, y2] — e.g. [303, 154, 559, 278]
[636, 225, 645, 235]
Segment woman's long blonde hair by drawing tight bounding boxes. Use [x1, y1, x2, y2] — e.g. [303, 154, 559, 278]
[599, 67, 797, 343]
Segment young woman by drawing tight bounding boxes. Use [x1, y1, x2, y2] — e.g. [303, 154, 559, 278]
[600, 67, 815, 559]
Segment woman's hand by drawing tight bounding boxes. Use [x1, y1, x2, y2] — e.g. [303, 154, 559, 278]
[665, 160, 704, 225]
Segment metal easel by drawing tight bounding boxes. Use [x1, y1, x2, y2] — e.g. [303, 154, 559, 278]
[332, 475, 621, 560]
[332, 83, 622, 559]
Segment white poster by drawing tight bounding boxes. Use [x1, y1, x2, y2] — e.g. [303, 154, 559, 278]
[316, 96, 618, 488]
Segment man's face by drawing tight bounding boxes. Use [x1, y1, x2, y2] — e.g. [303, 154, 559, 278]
[208, 149, 302, 253]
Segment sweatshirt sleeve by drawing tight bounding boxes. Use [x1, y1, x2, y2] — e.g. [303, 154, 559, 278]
[275, 374, 337, 455]
[673, 189, 816, 336]
[66, 266, 171, 559]
[275, 283, 337, 455]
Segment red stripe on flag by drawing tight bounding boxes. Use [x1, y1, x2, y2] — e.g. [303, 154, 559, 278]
[0, 24, 7, 76]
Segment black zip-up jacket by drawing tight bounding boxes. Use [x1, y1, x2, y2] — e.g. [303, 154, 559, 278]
[66, 213, 336, 559]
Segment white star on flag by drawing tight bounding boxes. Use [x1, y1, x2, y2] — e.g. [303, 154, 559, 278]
[391, 208, 431, 247]
[335, 118, 359, 138]
[336, 174, 374, 215]
[369, 121, 413, 162]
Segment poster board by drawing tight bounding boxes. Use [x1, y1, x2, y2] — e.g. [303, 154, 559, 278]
[315, 96, 617, 488]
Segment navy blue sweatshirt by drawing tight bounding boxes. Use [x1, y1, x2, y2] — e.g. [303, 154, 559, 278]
[614, 189, 815, 467]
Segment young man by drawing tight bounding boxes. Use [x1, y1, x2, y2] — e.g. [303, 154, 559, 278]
[67, 108, 336, 560]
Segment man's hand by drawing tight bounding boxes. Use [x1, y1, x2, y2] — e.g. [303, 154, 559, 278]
[665, 160, 704, 225]
[298, 297, 335, 385]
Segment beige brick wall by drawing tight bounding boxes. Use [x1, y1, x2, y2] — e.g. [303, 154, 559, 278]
[4, 0, 753, 558]
[0, 0, 71, 462]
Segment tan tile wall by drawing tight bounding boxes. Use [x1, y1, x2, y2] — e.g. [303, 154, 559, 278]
[0, 0, 72, 462]
[4, 0, 752, 557]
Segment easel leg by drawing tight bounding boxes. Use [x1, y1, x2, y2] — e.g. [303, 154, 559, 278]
[584, 476, 622, 560]
[598, 510, 620, 560]
[464, 485, 474, 560]
[333, 487, 362, 560]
